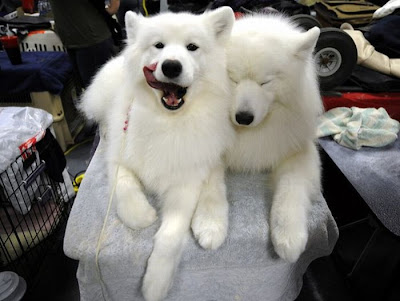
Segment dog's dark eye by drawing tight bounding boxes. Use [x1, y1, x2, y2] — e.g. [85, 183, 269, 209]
[187, 43, 198, 51]
[154, 42, 164, 49]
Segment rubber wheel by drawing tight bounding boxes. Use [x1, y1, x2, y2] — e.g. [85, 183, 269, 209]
[314, 28, 358, 91]
[291, 14, 322, 31]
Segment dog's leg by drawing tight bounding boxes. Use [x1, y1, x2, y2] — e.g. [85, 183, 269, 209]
[269, 143, 321, 262]
[191, 164, 229, 250]
[142, 183, 201, 301]
[115, 165, 157, 229]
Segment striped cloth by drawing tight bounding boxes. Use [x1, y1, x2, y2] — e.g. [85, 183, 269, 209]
[317, 107, 400, 150]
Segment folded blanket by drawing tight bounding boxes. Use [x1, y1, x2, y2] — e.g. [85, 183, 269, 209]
[317, 107, 400, 150]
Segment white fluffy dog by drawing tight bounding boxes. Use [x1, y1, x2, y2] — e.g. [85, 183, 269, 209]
[80, 8, 235, 301]
[195, 14, 323, 263]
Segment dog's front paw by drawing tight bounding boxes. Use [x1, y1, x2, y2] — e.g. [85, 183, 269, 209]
[192, 213, 227, 250]
[117, 197, 157, 230]
[270, 218, 308, 263]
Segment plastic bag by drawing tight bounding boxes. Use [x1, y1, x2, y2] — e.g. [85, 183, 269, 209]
[0, 107, 52, 173]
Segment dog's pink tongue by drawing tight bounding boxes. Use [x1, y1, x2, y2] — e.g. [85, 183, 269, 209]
[164, 91, 179, 106]
[143, 63, 163, 90]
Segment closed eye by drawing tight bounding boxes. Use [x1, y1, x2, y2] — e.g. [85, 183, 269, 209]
[261, 80, 272, 86]
[228, 72, 238, 84]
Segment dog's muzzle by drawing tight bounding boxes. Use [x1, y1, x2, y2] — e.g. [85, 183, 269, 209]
[143, 63, 187, 111]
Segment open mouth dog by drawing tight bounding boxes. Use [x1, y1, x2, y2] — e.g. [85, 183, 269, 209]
[143, 63, 187, 110]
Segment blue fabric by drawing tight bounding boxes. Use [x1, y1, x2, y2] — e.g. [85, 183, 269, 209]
[365, 15, 400, 58]
[0, 51, 73, 95]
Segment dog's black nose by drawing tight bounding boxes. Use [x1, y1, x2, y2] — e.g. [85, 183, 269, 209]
[235, 111, 254, 125]
[162, 60, 182, 78]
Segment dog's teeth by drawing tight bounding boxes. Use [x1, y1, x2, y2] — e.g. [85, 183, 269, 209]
[177, 98, 182, 103]
[162, 96, 168, 102]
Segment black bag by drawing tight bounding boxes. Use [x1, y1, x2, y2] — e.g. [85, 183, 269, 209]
[88, 0, 124, 47]
[348, 65, 400, 92]
[36, 129, 66, 183]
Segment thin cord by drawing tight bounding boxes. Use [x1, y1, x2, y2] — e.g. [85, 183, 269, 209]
[63, 137, 94, 156]
[142, 0, 148, 16]
[94, 107, 130, 300]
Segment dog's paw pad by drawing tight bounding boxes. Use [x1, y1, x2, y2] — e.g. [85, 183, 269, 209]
[271, 225, 308, 263]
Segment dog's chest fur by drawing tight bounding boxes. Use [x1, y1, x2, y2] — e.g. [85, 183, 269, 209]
[120, 98, 232, 192]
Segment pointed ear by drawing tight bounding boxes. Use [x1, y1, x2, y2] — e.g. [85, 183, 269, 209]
[294, 26, 320, 59]
[125, 11, 143, 42]
[205, 6, 234, 44]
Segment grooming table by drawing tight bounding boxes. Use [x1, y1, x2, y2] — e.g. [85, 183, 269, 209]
[64, 141, 338, 301]
[318, 137, 400, 299]
[319, 137, 400, 236]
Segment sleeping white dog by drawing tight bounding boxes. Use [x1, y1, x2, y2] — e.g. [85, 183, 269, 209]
[192, 13, 323, 263]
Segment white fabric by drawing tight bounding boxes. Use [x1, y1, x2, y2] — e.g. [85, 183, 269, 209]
[373, 0, 400, 19]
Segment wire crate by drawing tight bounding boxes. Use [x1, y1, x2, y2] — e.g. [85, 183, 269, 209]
[0, 144, 73, 286]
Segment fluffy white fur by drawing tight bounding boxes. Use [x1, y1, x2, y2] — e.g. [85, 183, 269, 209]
[194, 14, 323, 263]
[80, 8, 235, 301]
